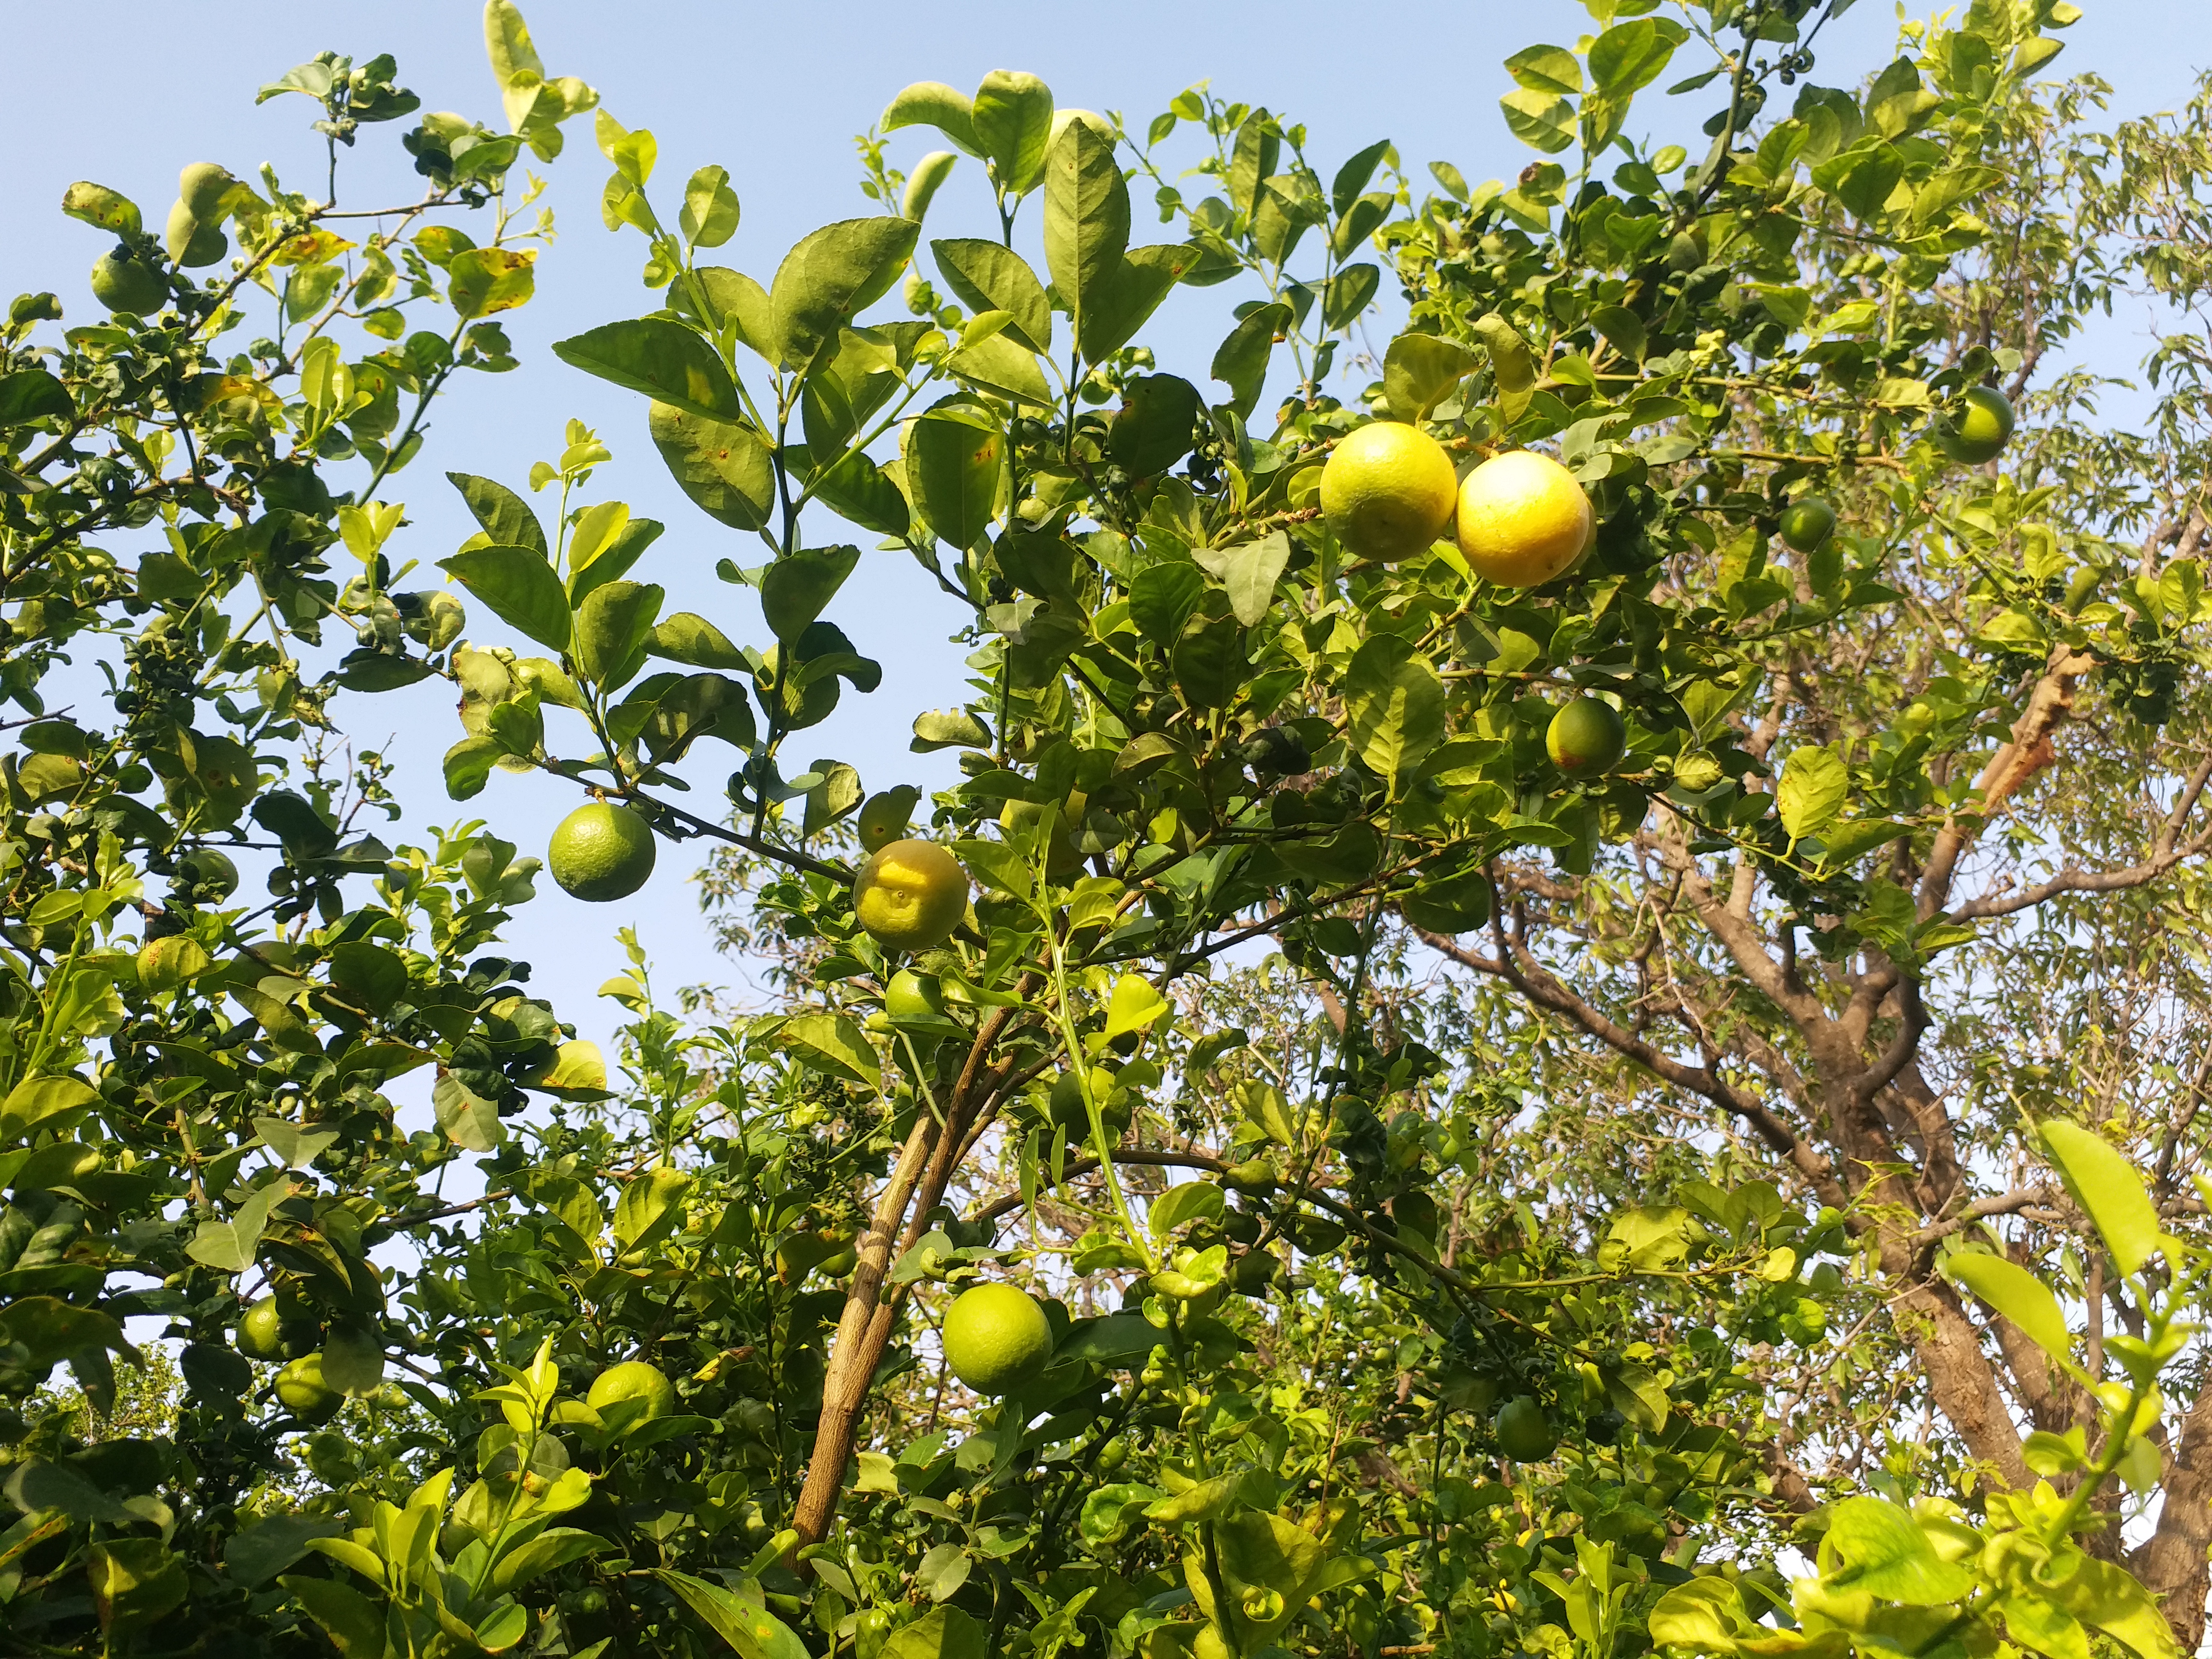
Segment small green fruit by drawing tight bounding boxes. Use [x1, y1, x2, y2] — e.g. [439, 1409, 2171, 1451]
[176, 847, 240, 902]
[1495, 1395, 1556, 1462]
[236, 1296, 284, 1361]
[586, 1358, 674, 1422]
[1935, 385, 2015, 465]
[275, 1354, 341, 1423]
[941, 1283, 1054, 1396]
[549, 802, 657, 903]
[90, 250, 167, 315]
[883, 968, 945, 1022]
[1546, 697, 1627, 779]
[1777, 497, 1836, 553]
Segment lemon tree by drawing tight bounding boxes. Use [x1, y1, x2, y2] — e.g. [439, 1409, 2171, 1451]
[8, 2, 2212, 1658]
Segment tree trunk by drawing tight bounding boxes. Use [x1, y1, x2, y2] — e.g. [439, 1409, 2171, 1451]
[2133, 1383, 2212, 1652]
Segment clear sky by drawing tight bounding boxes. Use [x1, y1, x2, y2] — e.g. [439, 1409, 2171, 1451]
[1, 1, 2204, 1047]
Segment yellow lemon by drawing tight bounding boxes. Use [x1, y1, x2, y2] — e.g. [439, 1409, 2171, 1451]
[941, 1283, 1054, 1395]
[853, 838, 969, 952]
[1319, 422, 1459, 562]
[587, 1358, 674, 1422]
[275, 1353, 341, 1423]
[1455, 451, 1593, 587]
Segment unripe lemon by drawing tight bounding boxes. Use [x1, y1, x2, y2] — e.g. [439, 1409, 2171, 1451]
[884, 968, 945, 1022]
[853, 839, 968, 952]
[586, 1358, 674, 1421]
[549, 802, 656, 903]
[1546, 697, 1627, 779]
[1777, 497, 1836, 553]
[236, 1296, 284, 1361]
[941, 1283, 1054, 1396]
[1935, 385, 2014, 464]
[275, 1353, 341, 1423]
[1320, 422, 1459, 562]
[1455, 451, 1593, 587]
[1494, 1395, 1556, 1461]
[89, 250, 167, 315]
[176, 847, 240, 902]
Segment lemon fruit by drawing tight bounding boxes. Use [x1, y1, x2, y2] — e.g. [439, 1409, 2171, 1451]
[1778, 497, 1836, 553]
[1546, 697, 1627, 779]
[90, 250, 167, 315]
[884, 968, 946, 1022]
[176, 847, 239, 902]
[549, 802, 657, 903]
[1320, 422, 1460, 563]
[275, 1353, 341, 1423]
[853, 839, 969, 952]
[1494, 1395, 1556, 1461]
[236, 1296, 285, 1361]
[586, 1358, 675, 1422]
[942, 1283, 1054, 1396]
[1455, 451, 1593, 587]
[1935, 386, 2015, 465]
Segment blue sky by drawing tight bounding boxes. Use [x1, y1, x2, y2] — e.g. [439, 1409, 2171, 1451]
[1, 1, 2203, 1048]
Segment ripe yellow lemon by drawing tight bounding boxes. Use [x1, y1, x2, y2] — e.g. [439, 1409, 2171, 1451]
[1455, 451, 1593, 587]
[941, 1283, 1054, 1396]
[1546, 697, 1627, 779]
[549, 802, 656, 903]
[853, 838, 968, 952]
[1320, 422, 1460, 562]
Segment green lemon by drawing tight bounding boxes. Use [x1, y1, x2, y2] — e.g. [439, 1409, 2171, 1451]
[941, 1283, 1054, 1396]
[549, 802, 657, 903]
[884, 968, 945, 1022]
[176, 847, 239, 902]
[1320, 422, 1460, 563]
[275, 1353, 341, 1423]
[236, 1296, 285, 1361]
[1777, 497, 1836, 553]
[1936, 386, 2015, 464]
[1494, 1395, 1556, 1462]
[89, 250, 168, 315]
[586, 1358, 674, 1422]
[852, 839, 969, 952]
[1546, 697, 1627, 779]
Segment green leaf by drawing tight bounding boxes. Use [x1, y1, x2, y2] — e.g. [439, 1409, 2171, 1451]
[440, 546, 572, 651]
[0, 1073, 97, 1138]
[1822, 1496, 1974, 1604]
[1332, 140, 1392, 218]
[1467, 313, 1537, 421]
[648, 612, 748, 670]
[1383, 334, 1477, 423]
[642, 672, 756, 762]
[434, 1073, 502, 1152]
[0, 370, 74, 428]
[1108, 374, 1203, 478]
[769, 217, 918, 372]
[447, 247, 536, 320]
[254, 1114, 341, 1168]
[552, 319, 743, 422]
[1505, 44, 1583, 95]
[184, 1181, 281, 1274]
[907, 410, 1003, 552]
[807, 446, 911, 538]
[1079, 243, 1201, 362]
[443, 736, 503, 802]
[780, 1012, 880, 1089]
[881, 1604, 988, 1659]
[688, 266, 778, 361]
[1941, 1251, 2071, 1364]
[1149, 1181, 1224, 1237]
[972, 70, 1055, 194]
[61, 181, 143, 238]
[491, 1528, 608, 1594]
[322, 1322, 384, 1396]
[945, 332, 1053, 407]
[1193, 530, 1292, 627]
[1212, 302, 1293, 420]
[2038, 1119, 2166, 1277]
[932, 240, 1051, 354]
[761, 546, 862, 642]
[225, 1516, 343, 1588]
[680, 165, 740, 248]
[1501, 89, 1577, 154]
[1043, 120, 1130, 341]
[284, 1574, 391, 1658]
[573, 580, 664, 691]
[649, 402, 775, 532]
[912, 709, 992, 752]
[447, 471, 547, 557]
[1649, 1580, 1755, 1653]
[1103, 974, 1168, 1040]
[881, 83, 982, 158]
[1777, 744, 1849, 842]
[1345, 634, 1445, 779]
[1322, 263, 1381, 331]
[1588, 19, 1688, 95]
